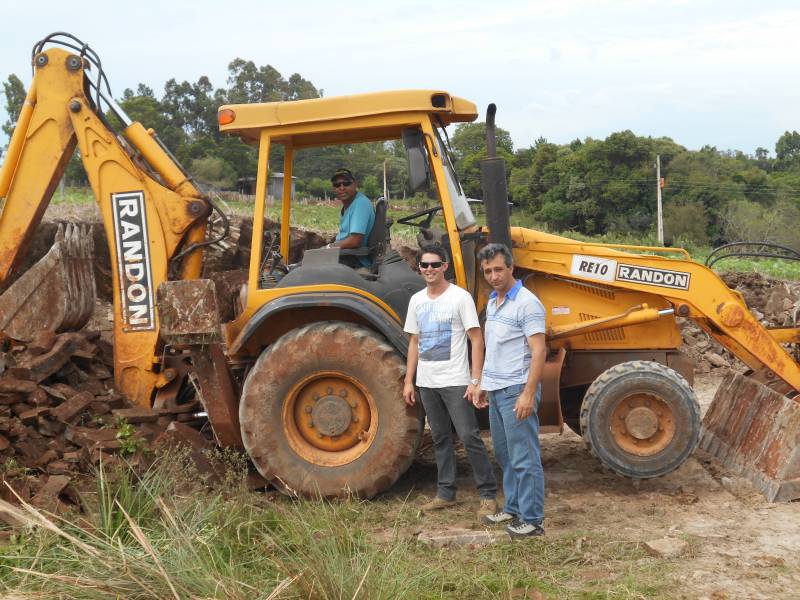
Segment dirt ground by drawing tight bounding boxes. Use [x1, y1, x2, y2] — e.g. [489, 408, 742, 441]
[389, 372, 800, 599]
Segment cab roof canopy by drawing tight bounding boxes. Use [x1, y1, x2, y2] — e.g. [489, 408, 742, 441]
[218, 90, 478, 148]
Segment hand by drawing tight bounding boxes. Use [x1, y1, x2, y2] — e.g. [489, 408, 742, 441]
[403, 381, 416, 406]
[473, 390, 488, 409]
[464, 383, 481, 407]
[514, 389, 535, 420]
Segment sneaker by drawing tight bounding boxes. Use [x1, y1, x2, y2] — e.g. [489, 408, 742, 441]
[482, 510, 516, 526]
[506, 521, 545, 539]
[420, 496, 457, 512]
[477, 498, 499, 520]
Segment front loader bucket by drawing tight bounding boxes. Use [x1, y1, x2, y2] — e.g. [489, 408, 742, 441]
[700, 371, 800, 502]
[0, 223, 96, 342]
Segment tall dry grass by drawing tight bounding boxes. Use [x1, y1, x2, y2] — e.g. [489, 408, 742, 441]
[0, 453, 431, 599]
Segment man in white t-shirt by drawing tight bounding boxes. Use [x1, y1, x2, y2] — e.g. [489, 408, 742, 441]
[403, 244, 498, 518]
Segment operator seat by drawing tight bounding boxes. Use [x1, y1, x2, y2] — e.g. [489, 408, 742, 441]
[339, 198, 391, 273]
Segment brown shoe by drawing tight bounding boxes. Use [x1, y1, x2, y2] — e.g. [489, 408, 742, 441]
[421, 496, 457, 512]
[477, 498, 499, 520]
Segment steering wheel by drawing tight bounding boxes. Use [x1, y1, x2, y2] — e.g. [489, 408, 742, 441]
[396, 205, 442, 229]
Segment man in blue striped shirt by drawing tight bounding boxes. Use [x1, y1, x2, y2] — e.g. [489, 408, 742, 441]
[475, 243, 547, 539]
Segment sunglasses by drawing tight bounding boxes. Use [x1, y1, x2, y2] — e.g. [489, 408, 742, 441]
[332, 180, 353, 188]
[419, 261, 444, 269]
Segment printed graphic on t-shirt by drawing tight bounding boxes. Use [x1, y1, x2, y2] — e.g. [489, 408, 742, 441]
[417, 303, 452, 361]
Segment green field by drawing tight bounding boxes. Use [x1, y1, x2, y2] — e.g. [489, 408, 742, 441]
[49, 187, 800, 280]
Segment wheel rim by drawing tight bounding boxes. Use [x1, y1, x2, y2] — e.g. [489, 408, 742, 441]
[609, 392, 676, 457]
[282, 371, 377, 466]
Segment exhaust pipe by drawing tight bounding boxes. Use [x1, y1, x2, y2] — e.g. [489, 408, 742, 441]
[480, 103, 512, 250]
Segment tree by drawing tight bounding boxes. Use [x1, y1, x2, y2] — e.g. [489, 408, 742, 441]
[2, 74, 26, 138]
[663, 200, 709, 246]
[450, 122, 514, 198]
[776, 131, 800, 162]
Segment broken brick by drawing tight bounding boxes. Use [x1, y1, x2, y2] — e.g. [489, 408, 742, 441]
[50, 391, 94, 423]
[154, 422, 222, 482]
[75, 379, 107, 396]
[65, 426, 119, 448]
[36, 449, 59, 467]
[155, 400, 200, 415]
[89, 401, 111, 416]
[28, 387, 51, 407]
[37, 419, 66, 437]
[18, 407, 50, 425]
[10, 403, 33, 417]
[0, 393, 24, 405]
[0, 378, 38, 394]
[26, 330, 58, 356]
[46, 461, 73, 476]
[31, 474, 71, 510]
[88, 363, 112, 380]
[18, 333, 85, 383]
[112, 407, 158, 424]
[90, 449, 123, 467]
[2, 367, 34, 381]
[47, 383, 80, 399]
[62, 449, 87, 463]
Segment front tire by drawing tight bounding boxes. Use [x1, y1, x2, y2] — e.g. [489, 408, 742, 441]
[239, 321, 423, 498]
[580, 361, 700, 478]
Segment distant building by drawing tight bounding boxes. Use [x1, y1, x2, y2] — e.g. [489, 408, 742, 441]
[237, 172, 296, 200]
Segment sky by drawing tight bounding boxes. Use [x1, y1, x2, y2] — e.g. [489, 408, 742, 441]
[1, 0, 799, 155]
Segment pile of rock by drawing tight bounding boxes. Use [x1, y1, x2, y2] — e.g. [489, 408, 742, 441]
[0, 330, 178, 516]
[680, 272, 800, 373]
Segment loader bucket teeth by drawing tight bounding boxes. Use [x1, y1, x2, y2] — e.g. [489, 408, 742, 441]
[0, 223, 97, 342]
[700, 371, 800, 502]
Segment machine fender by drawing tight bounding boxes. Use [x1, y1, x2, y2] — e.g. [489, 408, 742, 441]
[229, 292, 409, 356]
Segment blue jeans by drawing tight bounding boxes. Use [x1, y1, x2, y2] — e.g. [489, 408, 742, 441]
[488, 383, 545, 525]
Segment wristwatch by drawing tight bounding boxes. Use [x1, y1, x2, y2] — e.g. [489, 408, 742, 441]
[469, 378, 480, 386]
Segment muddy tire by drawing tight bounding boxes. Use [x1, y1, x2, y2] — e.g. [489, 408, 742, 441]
[239, 321, 423, 498]
[580, 361, 700, 479]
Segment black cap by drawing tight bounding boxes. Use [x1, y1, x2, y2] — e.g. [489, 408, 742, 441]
[331, 168, 355, 183]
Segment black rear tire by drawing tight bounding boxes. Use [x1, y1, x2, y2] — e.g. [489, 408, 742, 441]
[239, 321, 423, 498]
[580, 360, 700, 478]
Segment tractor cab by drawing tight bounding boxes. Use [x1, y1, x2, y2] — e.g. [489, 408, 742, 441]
[219, 90, 481, 344]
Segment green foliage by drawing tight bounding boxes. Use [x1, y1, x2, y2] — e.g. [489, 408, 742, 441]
[720, 198, 800, 249]
[9, 53, 800, 242]
[664, 199, 709, 246]
[2, 74, 25, 138]
[113, 418, 146, 456]
[190, 156, 238, 189]
[450, 121, 514, 198]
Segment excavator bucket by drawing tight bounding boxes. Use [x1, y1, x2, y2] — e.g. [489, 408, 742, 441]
[700, 371, 800, 502]
[0, 223, 96, 342]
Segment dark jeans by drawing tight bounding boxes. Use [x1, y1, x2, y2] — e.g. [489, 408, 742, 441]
[419, 385, 497, 501]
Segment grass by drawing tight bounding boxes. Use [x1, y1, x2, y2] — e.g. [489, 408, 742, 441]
[46, 186, 800, 279]
[0, 453, 677, 599]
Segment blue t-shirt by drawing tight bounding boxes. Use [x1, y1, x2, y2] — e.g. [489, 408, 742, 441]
[336, 191, 375, 266]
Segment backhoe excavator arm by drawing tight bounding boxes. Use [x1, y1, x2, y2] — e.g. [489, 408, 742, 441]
[0, 41, 211, 407]
[510, 227, 800, 394]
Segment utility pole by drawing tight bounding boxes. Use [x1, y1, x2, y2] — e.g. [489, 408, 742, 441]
[656, 154, 663, 245]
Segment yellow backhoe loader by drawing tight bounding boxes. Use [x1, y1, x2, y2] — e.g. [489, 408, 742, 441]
[1, 33, 798, 500]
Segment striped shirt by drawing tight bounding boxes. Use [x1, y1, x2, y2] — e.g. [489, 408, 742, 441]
[481, 280, 546, 391]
